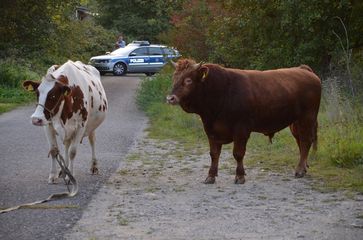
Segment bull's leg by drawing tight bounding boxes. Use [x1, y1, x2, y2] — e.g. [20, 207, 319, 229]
[205, 138, 222, 184]
[45, 124, 59, 184]
[289, 123, 301, 153]
[233, 133, 250, 184]
[295, 138, 312, 178]
[293, 119, 315, 178]
[88, 131, 99, 175]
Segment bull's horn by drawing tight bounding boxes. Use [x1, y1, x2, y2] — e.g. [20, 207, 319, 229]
[170, 60, 177, 68]
[192, 61, 204, 70]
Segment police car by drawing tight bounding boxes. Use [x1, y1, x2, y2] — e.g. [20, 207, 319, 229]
[89, 41, 180, 76]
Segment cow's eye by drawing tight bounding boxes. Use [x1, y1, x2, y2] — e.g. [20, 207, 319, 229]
[50, 94, 56, 99]
[184, 78, 192, 85]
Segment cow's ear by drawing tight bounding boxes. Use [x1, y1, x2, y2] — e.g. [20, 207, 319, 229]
[199, 66, 209, 82]
[22, 80, 40, 92]
[62, 86, 71, 96]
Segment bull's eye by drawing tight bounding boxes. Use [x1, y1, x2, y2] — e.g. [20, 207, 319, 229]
[49, 94, 56, 100]
[184, 78, 192, 85]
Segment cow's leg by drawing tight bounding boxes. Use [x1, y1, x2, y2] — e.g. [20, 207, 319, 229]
[88, 131, 99, 175]
[233, 133, 250, 184]
[67, 131, 83, 179]
[205, 138, 222, 184]
[45, 125, 59, 184]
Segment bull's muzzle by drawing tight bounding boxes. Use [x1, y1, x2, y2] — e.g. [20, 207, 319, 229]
[166, 95, 179, 105]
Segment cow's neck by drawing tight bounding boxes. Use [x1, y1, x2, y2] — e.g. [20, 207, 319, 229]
[60, 96, 73, 125]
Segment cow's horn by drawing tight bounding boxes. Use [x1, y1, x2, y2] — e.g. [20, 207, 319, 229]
[170, 60, 177, 68]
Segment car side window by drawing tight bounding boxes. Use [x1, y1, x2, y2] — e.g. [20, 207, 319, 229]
[149, 47, 163, 56]
[130, 47, 148, 56]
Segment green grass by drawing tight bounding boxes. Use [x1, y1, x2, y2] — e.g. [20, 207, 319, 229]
[136, 69, 363, 193]
[0, 87, 35, 113]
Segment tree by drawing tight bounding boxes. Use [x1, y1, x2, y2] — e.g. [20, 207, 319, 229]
[95, 0, 182, 43]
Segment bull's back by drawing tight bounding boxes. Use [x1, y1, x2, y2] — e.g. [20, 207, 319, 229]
[230, 67, 321, 132]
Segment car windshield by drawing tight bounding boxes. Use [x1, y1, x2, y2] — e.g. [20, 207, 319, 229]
[110, 47, 133, 56]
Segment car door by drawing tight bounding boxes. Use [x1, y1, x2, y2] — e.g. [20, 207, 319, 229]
[148, 47, 165, 72]
[128, 47, 149, 72]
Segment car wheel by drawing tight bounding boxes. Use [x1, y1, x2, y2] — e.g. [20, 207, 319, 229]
[145, 72, 155, 76]
[113, 63, 126, 76]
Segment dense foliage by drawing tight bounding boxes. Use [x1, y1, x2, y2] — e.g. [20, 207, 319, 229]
[161, 0, 363, 98]
[95, 0, 182, 43]
[0, 0, 114, 75]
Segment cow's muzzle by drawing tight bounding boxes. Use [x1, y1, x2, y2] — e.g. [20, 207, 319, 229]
[166, 95, 179, 105]
[31, 117, 47, 126]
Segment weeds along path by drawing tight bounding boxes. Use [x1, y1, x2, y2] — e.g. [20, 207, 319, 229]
[67, 133, 363, 240]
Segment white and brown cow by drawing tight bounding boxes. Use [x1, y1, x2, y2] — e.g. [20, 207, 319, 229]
[23, 60, 108, 183]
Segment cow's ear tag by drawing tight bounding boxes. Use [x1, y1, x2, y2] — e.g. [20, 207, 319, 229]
[64, 90, 69, 96]
[202, 72, 207, 79]
[27, 84, 34, 91]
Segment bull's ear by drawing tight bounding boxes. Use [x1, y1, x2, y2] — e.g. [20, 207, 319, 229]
[22, 80, 40, 92]
[62, 85, 71, 96]
[199, 66, 209, 82]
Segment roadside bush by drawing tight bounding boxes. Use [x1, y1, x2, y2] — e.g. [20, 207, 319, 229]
[136, 65, 173, 111]
[0, 61, 37, 112]
[0, 61, 39, 88]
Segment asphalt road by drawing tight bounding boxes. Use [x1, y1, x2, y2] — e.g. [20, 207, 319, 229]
[0, 75, 147, 240]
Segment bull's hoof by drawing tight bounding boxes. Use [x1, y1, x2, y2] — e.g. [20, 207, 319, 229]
[234, 175, 245, 184]
[204, 176, 216, 184]
[295, 171, 306, 178]
[91, 166, 99, 175]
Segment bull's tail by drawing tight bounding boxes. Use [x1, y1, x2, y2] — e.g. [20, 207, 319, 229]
[312, 120, 318, 152]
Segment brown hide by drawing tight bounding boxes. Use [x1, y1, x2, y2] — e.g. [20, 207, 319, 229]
[168, 59, 321, 184]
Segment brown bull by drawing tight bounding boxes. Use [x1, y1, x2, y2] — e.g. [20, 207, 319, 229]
[167, 59, 321, 184]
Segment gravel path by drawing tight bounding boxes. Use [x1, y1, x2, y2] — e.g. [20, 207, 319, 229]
[66, 133, 363, 240]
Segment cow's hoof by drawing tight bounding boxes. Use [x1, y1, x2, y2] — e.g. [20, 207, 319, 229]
[64, 176, 72, 185]
[234, 175, 245, 184]
[90, 166, 99, 175]
[48, 174, 57, 184]
[204, 176, 216, 184]
[295, 171, 306, 178]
